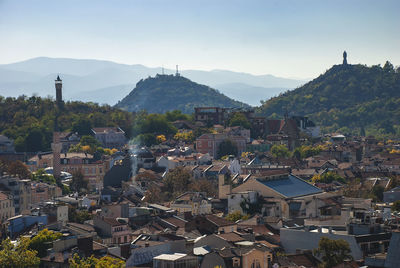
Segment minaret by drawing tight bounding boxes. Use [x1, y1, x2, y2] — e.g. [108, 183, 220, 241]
[52, 76, 63, 179]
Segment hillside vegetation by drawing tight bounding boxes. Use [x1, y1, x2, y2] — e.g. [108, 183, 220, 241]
[0, 96, 134, 152]
[115, 74, 249, 114]
[258, 62, 400, 137]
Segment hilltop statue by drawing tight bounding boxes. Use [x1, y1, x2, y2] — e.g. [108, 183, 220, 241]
[343, 51, 348, 65]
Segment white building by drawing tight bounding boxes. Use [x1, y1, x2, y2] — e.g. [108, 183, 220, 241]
[227, 191, 258, 214]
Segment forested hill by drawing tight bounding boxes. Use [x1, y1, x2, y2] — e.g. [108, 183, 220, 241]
[0, 96, 134, 152]
[115, 74, 250, 114]
[257, 62, 400, 136]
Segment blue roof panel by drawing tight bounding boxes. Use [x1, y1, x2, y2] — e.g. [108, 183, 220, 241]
[257, 174, 322, 198]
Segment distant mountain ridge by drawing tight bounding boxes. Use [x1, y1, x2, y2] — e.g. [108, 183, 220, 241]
[257, 62, 400, 136]
[0, 57, 304, 105]
[115, 74, 249, 113]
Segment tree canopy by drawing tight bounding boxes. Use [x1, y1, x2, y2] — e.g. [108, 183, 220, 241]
[218, 139, 238, 159]
[0, 237, 40, 267]
[228, 112, 251, 129]
[28, 229, 63, 257]
[270, 144, 291, 158]
[0, 96, 134, 152]
[258, 63, 400, 137]
[314, 237, 352, 268]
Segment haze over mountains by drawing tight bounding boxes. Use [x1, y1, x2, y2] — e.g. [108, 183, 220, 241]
[0, 57, 305, 106]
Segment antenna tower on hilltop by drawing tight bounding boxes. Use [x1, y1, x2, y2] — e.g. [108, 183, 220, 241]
[176, 65, 180, 76]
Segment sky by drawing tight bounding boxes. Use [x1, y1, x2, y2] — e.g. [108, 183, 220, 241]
[0, 0, 399, 79]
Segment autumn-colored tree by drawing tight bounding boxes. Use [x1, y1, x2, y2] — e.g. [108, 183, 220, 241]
[0, 237, 40, 267]
[6, 160, 32, 179]
[69, 254, 125, 268]
[70, 169, 88, 193]
[174, 131, 194, 142]
[189, 179, 216, 197]
[163, 166, 192, 199]
[312, 172, 346, 184]
[225, 211, 249, 222]
[144, 184, 163, 203]
[28, 229, 63, 257]
[156, 134, 166, 143]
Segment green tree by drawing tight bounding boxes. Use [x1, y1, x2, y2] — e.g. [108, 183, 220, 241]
[69, 254, 125, 268]
[80, 135, 101, 148]
[165, 110, 191, 122]
[228, 112, 251, 129]
[69, 208, 93, 224]
[217, 139, 238, 159]
[72, 118, 93, 136]
[314, 237, 352, 268]
[392, 200, 400, 212]
[32, 168, 56, 185]
[0, 237, 40, 267]
[371, 185, 384, 202]
[28, 229, 63, 257]
[270, 144, 290, 158]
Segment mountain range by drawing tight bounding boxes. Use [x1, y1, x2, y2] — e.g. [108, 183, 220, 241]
[0, 57, 305, 106]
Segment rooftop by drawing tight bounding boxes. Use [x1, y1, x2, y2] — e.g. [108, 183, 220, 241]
[256, 174, 322, 198]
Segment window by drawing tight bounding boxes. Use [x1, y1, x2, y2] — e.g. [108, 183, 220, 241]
[251, 260, 261, 268]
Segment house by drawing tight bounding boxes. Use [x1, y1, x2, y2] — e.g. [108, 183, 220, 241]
[227, 191, 258, 214]
[36, 202, 69, 227]
[0, 191, 14, 223]
[91, 127, 127, 149]
[218, 243, 273, 268]
[58, 131, 80, 153]
[265, 118, 300, 150]
[0, 174, 31, 214]
[194, 107, 229, 126]
[93, 216, 131, 245]
[103, 155, 132, 188]
[27, 152, 110, 191]
[31, 182, 62, 205]
[291, 115, 320, 138]
[171, 192, 212, 215]
[383, 186, 400, 203]
[185, 214, 237, 234]
[126, 233, 186, 267]
[196, 133, 247, 158]
[153, 253, 198, 268]
[231, 173, 323, 218]
[0, 135, 15, 153]
[133, 147, 156, 169]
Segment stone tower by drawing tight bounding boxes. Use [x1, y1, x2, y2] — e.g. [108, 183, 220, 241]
[55, 75, 62, 105]
[52, 76, 63, 179]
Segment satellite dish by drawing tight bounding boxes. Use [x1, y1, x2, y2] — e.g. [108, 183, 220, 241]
[273, 264, 279, 268]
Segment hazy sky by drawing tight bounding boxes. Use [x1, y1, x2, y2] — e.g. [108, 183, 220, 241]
[1, 0, 399, 78]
